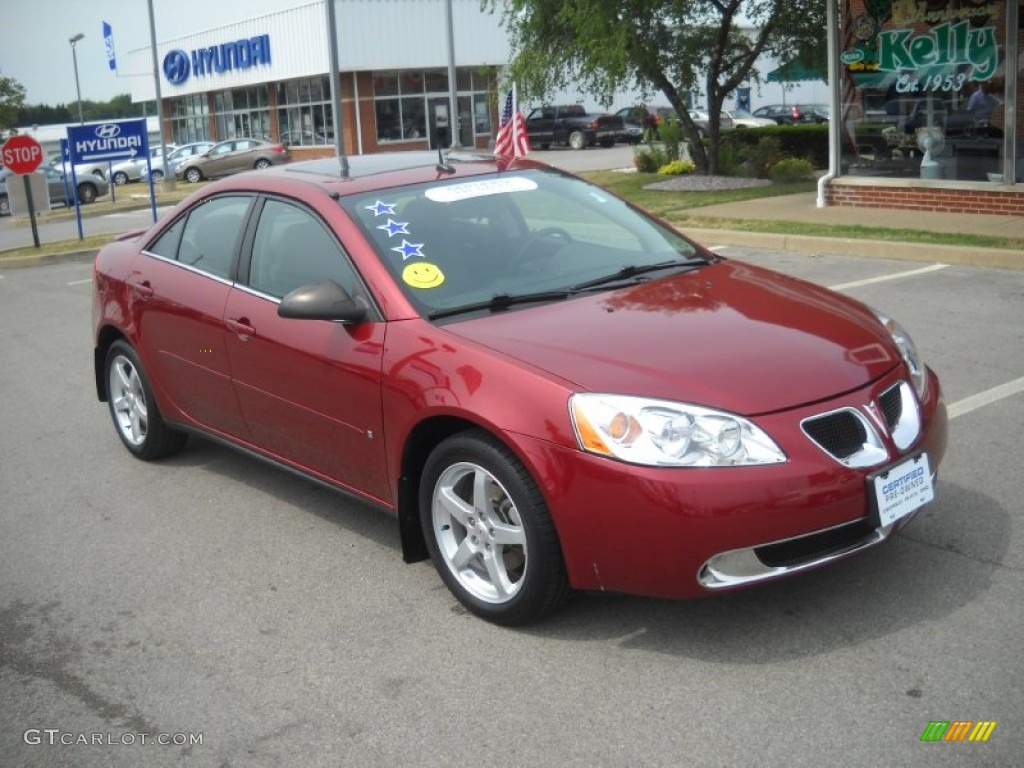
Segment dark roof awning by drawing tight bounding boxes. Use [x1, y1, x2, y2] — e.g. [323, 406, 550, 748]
[767, 57, 827, 83]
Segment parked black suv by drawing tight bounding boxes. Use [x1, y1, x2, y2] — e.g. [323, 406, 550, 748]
[752, 104, 829, 125]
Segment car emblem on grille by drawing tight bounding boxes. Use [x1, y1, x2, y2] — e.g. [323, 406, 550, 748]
[864, 401, 888, 437]
[95, 123, 121, 139]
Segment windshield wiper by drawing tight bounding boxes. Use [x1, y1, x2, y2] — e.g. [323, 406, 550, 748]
[570, 258, 709, 292]
[428, 290, 572, 321]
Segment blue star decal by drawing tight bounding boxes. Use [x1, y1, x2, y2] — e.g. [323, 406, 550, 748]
[378, 219, 409, 237]
[391, 239, 425, 261]
[365, 200, 396, 217]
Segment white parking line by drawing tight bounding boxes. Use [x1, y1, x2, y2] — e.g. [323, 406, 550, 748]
[948, 376, 1024, 420]
[828, 263, 948, 291]
[67, 278, 93, 286]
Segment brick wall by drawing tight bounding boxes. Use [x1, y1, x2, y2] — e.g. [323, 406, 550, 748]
[826, 184, 1024, 216]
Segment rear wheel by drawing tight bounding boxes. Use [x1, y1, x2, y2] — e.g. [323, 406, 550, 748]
[105, 340, 187, 460]
[151, 170, 164, 182]
[77, 183, 97, 204]
[420, 430, 572, 625]
[254, 159, 271, 170]
[184, 167, 203, 183]
[112, 171, 129, 185]
[568, 130, 586, 150]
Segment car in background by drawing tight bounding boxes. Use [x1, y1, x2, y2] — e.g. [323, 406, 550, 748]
[614, 105, 676, 141]
[92, 151, 946, 625]
[175, 138, 290, 183]
[1, 165, 109, 215]
[752, 104, 829, 125]
[48, 153, 109, 181]
[723, 109, 776, 128]
[110, 144, 177, 185]
[687, 109, 734, 138]
[140, 142, 216, 183]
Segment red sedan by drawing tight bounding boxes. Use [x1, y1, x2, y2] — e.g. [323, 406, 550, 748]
[93, 152, 947, 624]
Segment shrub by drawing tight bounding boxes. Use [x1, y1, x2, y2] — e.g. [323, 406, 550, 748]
[634, 144, 668, 173]
[716, 141, 745, 176]
[658, 117, 685, 161]
[720, 124, 828, 169]
[741, 135, 783, 178]
[770, 157, 815, 183]
[657, 159, 696, 175]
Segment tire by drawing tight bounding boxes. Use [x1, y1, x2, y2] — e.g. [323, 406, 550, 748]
[151, 170, 164, 182]
[112, 171, 129, 185]
[184, 167, 203, 183]
[0, 194, 9, 217]
[420, 429, 572, 625]
[568, 130, 586, 150]
[77, 183, 97, 204]
[105, 340, 187, 460]
[254, 159, 271, 170]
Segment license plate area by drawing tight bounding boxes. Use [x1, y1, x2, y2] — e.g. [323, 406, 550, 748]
[868, 453, 934, 528]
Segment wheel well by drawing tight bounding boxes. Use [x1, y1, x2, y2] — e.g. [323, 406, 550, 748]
[396, 415, 482, 564]
[94, 325, 127, 402]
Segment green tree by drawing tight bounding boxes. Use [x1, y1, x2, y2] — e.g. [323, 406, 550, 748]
[486, 0, 825, 174]
[0, 74, 27, 137]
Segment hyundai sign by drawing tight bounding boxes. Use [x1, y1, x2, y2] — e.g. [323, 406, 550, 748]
[67, 120, 148, 165]
[163, 34, 272, 86]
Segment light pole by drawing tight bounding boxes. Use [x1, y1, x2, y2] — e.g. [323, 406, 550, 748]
[69, 32, 85, 124]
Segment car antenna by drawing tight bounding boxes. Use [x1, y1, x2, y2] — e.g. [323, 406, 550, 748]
[436, 146, 455, 175]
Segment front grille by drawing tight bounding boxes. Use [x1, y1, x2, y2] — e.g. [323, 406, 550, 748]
[878, 383, 903, 430]
[802, 411, 867, 460]
[755, 521, 875, 568]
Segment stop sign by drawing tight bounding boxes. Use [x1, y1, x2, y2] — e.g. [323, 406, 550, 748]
[1, 135, 45, 175]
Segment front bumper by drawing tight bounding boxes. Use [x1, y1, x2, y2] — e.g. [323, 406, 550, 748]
[509, 368, 947, 599]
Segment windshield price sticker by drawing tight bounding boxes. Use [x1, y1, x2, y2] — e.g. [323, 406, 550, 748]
[426, 177, 537, 203]
[872, 453, 934, 528]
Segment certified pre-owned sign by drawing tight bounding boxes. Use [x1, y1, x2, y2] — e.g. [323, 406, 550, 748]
[163, 34, 272, 86]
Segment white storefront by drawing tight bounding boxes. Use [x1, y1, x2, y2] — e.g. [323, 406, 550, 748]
[124, 0, 511, 156]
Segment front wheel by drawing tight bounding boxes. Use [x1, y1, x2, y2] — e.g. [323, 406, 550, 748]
[184, 167, 203, 183]
[420, 430, 572, 625]
[112, 171, 129, 185]
[105, 340, 187, 460]
[77, 183, 97, 204]
[151, 170, 164, 182]
[568, 130, 587, 150]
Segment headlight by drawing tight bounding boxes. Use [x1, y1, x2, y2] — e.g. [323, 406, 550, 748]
[570, 394, 786, 467]
[874, 311, 928, 399]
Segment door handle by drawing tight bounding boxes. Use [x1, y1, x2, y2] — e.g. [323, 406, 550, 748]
[226, 317, 255, 340]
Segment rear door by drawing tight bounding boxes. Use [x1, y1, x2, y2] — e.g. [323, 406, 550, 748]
[222, 197, 390, 502]
[131, 194, 254, 439]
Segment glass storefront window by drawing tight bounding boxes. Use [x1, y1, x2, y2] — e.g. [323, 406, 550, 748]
[373, 67, 496, 145]
[168, 94, 210, 144]
[274, 76, 333, 146]
[839, 1, 1013, 183]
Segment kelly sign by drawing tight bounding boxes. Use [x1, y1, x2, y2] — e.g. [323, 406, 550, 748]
[877, 20, 998, 80]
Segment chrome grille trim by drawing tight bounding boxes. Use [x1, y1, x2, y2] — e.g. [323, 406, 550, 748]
[801, 407, 887, 468]
[886, 380, 922, 451]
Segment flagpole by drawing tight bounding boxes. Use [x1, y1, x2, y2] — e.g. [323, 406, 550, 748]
[511, 83, 518, 155]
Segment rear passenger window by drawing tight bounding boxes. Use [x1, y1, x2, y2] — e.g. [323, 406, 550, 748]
[248, 199, 357, 299]
[175, 196, 251, 280]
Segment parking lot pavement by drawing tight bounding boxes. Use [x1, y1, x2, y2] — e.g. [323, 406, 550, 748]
[1, 253, 1021, 767]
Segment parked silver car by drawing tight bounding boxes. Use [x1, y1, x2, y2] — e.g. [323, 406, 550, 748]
[110, 144, 177, 185]
[0, 166, 109, 216]
[175, 138, 290, 183]
[139, 142, 215, 183]
[687, 109, 735, 138]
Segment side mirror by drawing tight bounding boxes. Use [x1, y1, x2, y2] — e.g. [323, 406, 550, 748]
[278, 280, 367, 323]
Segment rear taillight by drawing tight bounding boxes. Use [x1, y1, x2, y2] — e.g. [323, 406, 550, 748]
[271, 145, 286, 153]
[791, 106, 799, 118]
[587, 120, 600, 130]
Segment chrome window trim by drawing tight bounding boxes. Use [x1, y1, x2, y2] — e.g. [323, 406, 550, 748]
[138, 249, 235, 288]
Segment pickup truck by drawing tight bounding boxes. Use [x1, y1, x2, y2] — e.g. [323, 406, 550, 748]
[524, 105, 627, 150]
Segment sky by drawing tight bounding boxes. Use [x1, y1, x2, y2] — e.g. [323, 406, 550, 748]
[0, 0, 296, 105]
[0, 0, 826, 111]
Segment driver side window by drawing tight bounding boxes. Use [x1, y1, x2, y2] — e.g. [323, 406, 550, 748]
[248, 199, 357, 300]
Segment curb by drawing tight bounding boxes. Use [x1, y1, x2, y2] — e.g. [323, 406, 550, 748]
[0, 250, 97, 269]
[684, 228, 1024, 271]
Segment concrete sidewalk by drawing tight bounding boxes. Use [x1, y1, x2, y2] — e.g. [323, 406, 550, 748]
[677, 191, 1024, 270]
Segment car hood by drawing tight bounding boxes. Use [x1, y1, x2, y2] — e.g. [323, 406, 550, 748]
[443, 260, 900, 415]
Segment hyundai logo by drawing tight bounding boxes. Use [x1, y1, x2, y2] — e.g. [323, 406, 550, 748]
[163, 49, 191, 85]
[94, 124, 122, 139]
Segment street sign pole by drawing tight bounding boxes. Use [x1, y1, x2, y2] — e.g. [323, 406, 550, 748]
[23, 176, 41, 248]
[1, 134, 46, 247]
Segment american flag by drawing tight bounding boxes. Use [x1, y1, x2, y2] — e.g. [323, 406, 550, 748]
[494, 85, 531, 158]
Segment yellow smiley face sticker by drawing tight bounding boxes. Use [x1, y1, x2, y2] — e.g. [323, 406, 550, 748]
[402, 261, 445, 289]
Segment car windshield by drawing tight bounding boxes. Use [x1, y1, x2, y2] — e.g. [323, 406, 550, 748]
[340, 168, 705, 320]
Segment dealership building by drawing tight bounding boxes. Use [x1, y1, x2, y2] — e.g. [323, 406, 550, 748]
[124, 0, 510, 159]
[122, 0, 1021, 215]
